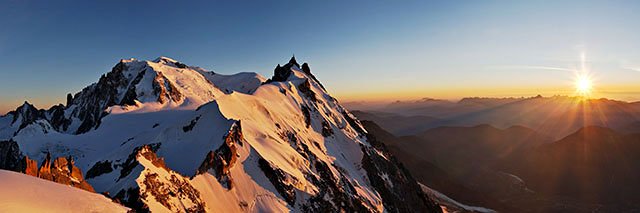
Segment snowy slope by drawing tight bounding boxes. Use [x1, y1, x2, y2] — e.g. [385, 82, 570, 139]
[1, 56, 441, 212]
[196, 70, 267, 94]
[0, 170, 128, 213]
[419, 183, 495, 213]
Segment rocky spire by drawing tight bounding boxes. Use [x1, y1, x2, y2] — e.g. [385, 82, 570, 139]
[271, 64, 291, 82]
[35, 152, 95, 192]
[301, 63, 311, 75]
[66, 93, 73, 107]
[300, 62, 326, 91]
[288, 55, 300, 68]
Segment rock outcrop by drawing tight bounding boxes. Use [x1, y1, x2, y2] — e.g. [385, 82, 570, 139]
[36, 153, 95, 192]
[0, 140, 24, 171]
[136, 145, 206, 213]
[0, 140, 95, 192]
[153, 71, 183, 104]
[196, 121, 243, 189]
[23, 156, 38, 176]
[266, 56, 300, 83]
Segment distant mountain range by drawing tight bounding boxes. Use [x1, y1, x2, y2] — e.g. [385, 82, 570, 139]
[358, 116, 640, 212]
[349, 96, 640, 139]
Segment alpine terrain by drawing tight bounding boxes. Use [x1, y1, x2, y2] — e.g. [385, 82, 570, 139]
[0, 56, 442, 212]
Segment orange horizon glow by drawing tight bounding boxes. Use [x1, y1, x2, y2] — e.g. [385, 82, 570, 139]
[332, 84, 640, 103]
[2, 87, 639, 115]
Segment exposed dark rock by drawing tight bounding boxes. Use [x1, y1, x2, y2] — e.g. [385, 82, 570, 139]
[258, 158, 297, 206]
[279, 129, 319, 165]
[342, 111, 367, 136]
[196, 121, 243, 189]
[47, 104, 71, 132]
[72, 61, 132, 134]
[114, 187, 148, 213]
[298, 79, 317, 103]
[68, 59, 184, 134]
[174, 61, 188, 69]
[66, 93, 73, 107]
[301, 105, 311, 128]
[266, 56, 301, 83]
[153, 72, 183, 104]
[86, 160, 113, 179]
[0, 140, 25, 172]
[118, 143, 161, 180]
[288, 55, 300, 68]
[360, 132, 442, 213]
[8, 101, 46, 131]
[278, 130, 297, 146]
[119, 70, 145, 106]
[301, 62, 326, 91]
[301, 62, 311, 75]
[321, 121, 334, 137]
[76, 117, 99, 135]
[302, 160, 371, 212]
[272, 64, 291, 82]
[182, 116, 201, 132]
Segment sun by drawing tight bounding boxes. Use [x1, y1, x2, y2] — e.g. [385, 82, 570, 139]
[575, 74, 593, 96]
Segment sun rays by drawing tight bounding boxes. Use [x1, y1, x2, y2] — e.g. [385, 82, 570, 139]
[573, 52, 596, 98]
[575, 74, 593, 96]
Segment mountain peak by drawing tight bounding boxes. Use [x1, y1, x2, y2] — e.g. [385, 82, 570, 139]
[152, 56, 188, 69]
[288, 55, 299, 67]
[14, 101, 39, 117]
[20, 101, 34, 109]
[153, 56, 178, 63]
[1, 55, 442, 212]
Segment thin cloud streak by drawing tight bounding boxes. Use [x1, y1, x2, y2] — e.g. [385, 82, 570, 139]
[618, 60, 640, 73]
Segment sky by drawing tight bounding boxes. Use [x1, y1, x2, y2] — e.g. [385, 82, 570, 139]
[1, 0, 640, 113]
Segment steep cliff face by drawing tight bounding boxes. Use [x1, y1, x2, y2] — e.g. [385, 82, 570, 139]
[196, 121, 243, 189]
[136, 145, 206, 212]
[0, 140, 24, 171]
[0, 140, 94, 192]
[0, 56, 260, 138]
[2, 56, 441, 212]
[36, 154, 95, 192]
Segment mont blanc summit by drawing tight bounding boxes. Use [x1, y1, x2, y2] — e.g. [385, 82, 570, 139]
[0, 56, 441, 213]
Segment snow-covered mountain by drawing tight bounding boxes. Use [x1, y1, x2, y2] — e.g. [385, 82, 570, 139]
[0, 56, 441, 212]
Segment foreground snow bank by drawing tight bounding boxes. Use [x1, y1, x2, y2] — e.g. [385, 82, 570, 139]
[0, 170, 128, 213]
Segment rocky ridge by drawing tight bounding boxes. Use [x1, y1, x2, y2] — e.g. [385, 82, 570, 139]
[0, 56, 442, 212]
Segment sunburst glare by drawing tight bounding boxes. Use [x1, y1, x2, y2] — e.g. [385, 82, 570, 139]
[575, 74, 593, 96]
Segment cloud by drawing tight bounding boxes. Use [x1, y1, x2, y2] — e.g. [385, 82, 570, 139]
[621, 65, 640, 72]
[619, 60, 640, 72]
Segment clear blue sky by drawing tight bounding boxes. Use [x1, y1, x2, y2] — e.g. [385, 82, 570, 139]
[2, 0, 640, 113]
